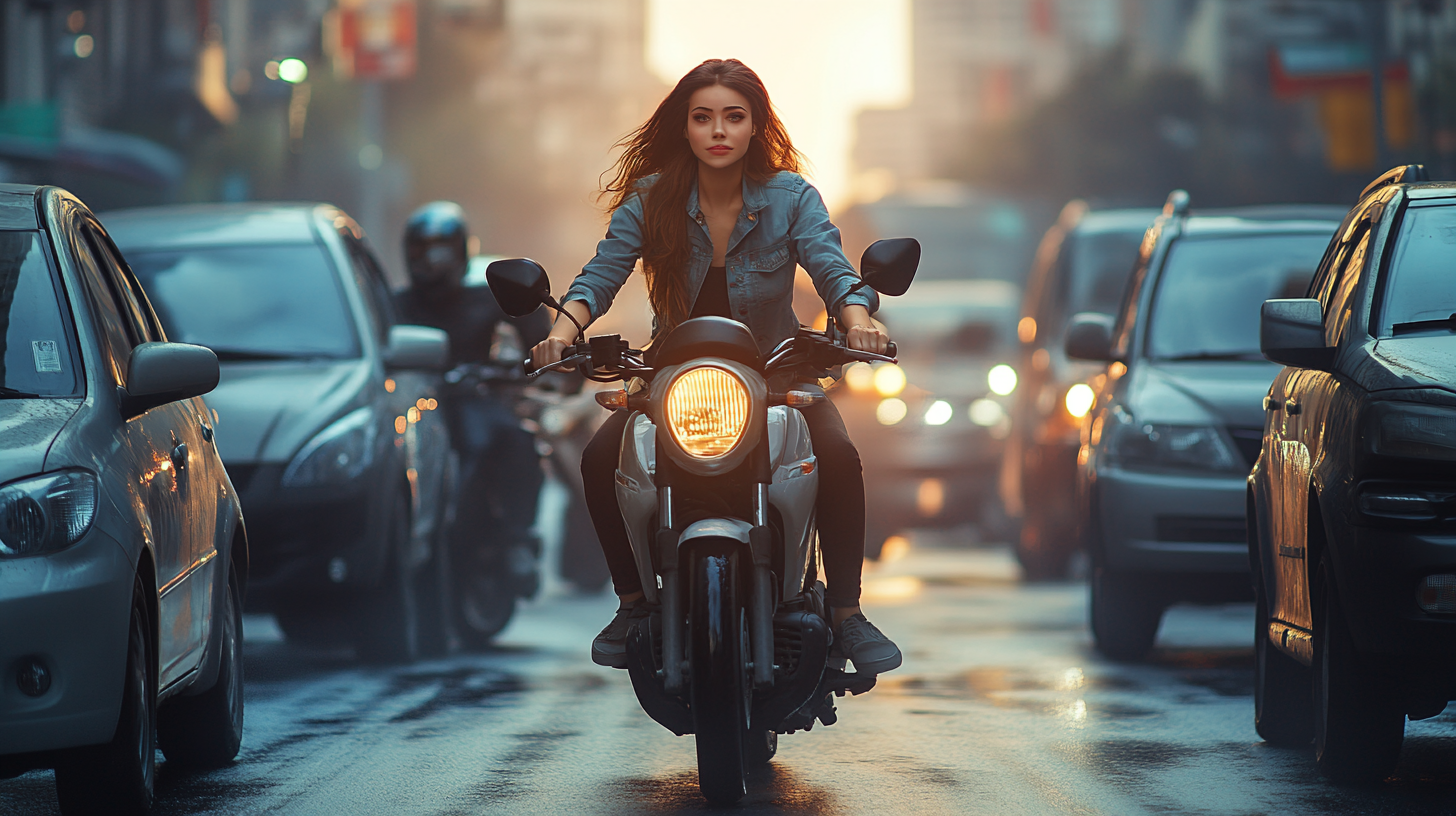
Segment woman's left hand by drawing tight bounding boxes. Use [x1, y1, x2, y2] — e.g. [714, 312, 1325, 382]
[845, 323, 891, 355]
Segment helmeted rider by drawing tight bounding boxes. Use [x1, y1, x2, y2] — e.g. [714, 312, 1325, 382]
[395, 201, 552, 595]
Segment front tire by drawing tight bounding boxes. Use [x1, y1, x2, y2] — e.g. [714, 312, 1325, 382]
[159, 568, 245, 768]
[1253, 591, 1312, 746]
[1090, 566, 1161, 662]
[1313, 557, 1403, 783]
[689, 546, 748, 804]
[452, 569, 517, 650]
[353, 491, 420, 664]
[55, 575, 155, 816]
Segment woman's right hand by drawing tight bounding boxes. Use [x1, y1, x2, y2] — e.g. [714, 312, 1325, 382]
[530, 336, 570, 370]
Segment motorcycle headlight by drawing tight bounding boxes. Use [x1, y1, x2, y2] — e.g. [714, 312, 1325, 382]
[282, 407, 378, 487]
[1367, 402, 1456, 461]
[664, 366, 750, 459]
[1106, 418, 1240, 473]
[0, 471, 98, 558]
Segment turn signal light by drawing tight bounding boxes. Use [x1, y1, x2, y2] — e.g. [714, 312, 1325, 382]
[1418, 574, 1456, 614]
[785, 390, 824, 408]
[595, 390, 628, 410]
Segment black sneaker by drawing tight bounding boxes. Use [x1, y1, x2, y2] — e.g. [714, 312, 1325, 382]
[833, 613, 902, 675]
[591, 599, 649, 668]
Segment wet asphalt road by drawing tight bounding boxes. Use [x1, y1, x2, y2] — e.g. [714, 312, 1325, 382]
[7, 541, 1456, 815]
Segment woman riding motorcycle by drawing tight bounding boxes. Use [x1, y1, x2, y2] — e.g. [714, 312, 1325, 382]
[531, 58, 902, 676]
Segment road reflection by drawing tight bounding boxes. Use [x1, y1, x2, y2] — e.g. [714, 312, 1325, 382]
[615, 765, 840, 815]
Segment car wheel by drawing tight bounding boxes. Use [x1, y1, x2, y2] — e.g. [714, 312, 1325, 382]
[1090, 566, 1161, 662]
[353, 491, 421, 664]
[452, 569, 517, 650]
[1253, 590, 1312, 746]
[1312, 556, 1403, 783]
[158, 567, 245, 768]
[415, 523, 454, 658]
[55, 575, 155, 816]
[1016, 518, 1075, 581]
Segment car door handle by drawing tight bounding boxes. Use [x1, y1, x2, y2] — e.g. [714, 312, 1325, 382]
[1263, 396, 1281, 412]
[171, 443, 189, 471]
[1284, 399, 1301, 415]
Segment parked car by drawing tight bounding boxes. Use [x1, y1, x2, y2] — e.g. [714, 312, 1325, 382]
[0, 184, 245, 814]
[1067, 192, 1343, 661]
[1249, 165, 1456, 782]
[1003, 202, 1160, 579]
[833, 280, 1020, 554]
[102, 203, 453, 663]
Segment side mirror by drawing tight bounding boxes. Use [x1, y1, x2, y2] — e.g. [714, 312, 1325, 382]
[486, 258, 552, 318]
[383, 325, 450, 370]
[1260, 298, 1333, 369]
[1064, 313, 1116, 362]
[122, 342, 219, 418]
[860, 238, 920, 296]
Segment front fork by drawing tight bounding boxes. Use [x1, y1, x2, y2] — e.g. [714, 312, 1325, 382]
[657, 483, 777, 695]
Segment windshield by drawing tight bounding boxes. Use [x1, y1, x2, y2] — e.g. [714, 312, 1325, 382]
[1066, 230, 1145, 317]
[126, 244, 360, 360]
[1378, 204, 1456, 336]
[1146, 233, 1329, 360]
[0, 231, 81, 397]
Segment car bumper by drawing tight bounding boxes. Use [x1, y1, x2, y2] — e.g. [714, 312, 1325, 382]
[0, 531, 133, 757]
[225, 463, 390, 607]
[1096, 465, 1249, 576]
[1336, 524, 1456, 660]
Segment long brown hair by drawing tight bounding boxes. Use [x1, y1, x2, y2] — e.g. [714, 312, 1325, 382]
[603, 59, 803, 331]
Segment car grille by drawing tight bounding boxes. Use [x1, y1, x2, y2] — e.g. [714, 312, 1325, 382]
[1155, 515, 1246, 544]
[1227, 427, 1264, 469]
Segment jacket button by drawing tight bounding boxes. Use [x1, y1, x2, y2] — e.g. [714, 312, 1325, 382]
[747, 213, 756, 221]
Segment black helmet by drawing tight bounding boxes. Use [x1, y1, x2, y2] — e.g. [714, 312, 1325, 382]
[403, 201, 469, 288]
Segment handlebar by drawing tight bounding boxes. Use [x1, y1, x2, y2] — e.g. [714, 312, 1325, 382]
[525, 330, 898, 381]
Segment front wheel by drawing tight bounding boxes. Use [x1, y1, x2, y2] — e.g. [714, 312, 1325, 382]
[353, 492, 420, 664]
[1253, 590, 1311, 746]
[1090, 566, 1162, 662]
[55, 575, 155, 816]
[159, 567, 245, 768]
[1313, 557, 1403, 782]
[689, 545, 749, 804]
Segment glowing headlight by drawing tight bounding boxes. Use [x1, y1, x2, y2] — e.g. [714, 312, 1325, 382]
[1065, 383, 1095, 418]
[873, 364, 906, 397]
[664, 367, 749, 459]
[987, 364, 1017, 396]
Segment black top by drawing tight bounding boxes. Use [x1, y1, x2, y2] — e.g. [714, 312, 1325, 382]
[691, 265, 730, 319]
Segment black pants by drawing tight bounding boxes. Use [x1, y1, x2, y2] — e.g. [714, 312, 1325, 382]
[581, 400, 865, 609]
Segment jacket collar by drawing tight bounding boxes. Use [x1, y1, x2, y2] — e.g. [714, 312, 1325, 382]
[686, 173, 770, 217]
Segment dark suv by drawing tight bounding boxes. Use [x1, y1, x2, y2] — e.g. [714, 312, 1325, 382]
[1004, 203, 1158, 578]
[1250, 165, 1456, 782]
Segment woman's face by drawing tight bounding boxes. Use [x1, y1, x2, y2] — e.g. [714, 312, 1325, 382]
[685, 84, 754, 170]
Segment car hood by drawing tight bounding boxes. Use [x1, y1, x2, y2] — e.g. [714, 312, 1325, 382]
[1359, 337, 1456, 395]
[1129, 361, 1281, 428]
[207, 359, 372, 464]
[0, 399, 83, 479]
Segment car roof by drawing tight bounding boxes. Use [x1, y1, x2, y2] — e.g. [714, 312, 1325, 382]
[0, 183, 39, 229]
[100, 202, 330, 249]
[878, 279, 1020, 311]
[1072, 209, 1161, 235]
[1177, 207, 1344, 238]
[1404, 183, 1456, 201]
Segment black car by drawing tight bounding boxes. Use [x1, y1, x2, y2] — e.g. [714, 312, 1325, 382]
[1249, 165, 1456, 782]
[1068, 193, 1343, 661]
[102, 204, 454, 663]
[1003, 203, 1159, 578]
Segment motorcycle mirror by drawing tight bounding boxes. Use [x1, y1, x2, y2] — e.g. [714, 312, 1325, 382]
[486, 258, 552, 318]
[859, 238, 920, 296]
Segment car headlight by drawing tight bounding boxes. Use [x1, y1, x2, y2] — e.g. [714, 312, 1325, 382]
[0, 471, 98, 558]
[1065, 383, 1096, 418]
[1367, 402, 1456, 461]
[1106, 419, 1240, 473]
[664, 366, 749, 459]
[282, 407, 378, 487]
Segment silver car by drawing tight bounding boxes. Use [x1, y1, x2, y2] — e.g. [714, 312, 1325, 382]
[0, 185, 245, 815]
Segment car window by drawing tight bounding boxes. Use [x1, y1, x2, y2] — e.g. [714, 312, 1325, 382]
[1376, 204, 1456, 337]
[1323, 223, 1372, 346]
[342, 235, 395, 343]
[1065, 230, 1145, 320]
[69, 222, 134, 386]
[0, 230, 82, 396]
[1145, 233, 1330, 360]
[126, 243, 361, 360]
[83, 222, 159, 344]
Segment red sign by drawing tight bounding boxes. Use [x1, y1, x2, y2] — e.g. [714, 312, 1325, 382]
[332, 0, 417, 81]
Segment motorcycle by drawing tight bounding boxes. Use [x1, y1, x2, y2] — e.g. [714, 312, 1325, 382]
[486, 238, 919, 803]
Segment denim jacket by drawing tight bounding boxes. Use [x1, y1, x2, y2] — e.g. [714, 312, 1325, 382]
[563, 171, 878, 355]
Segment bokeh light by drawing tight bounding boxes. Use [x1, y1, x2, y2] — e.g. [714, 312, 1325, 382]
[987, 364, 1018, 396]
[1065, 383, 1096, 418]
[873, 363, 906, 397]
[876, 397, 907, 425]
